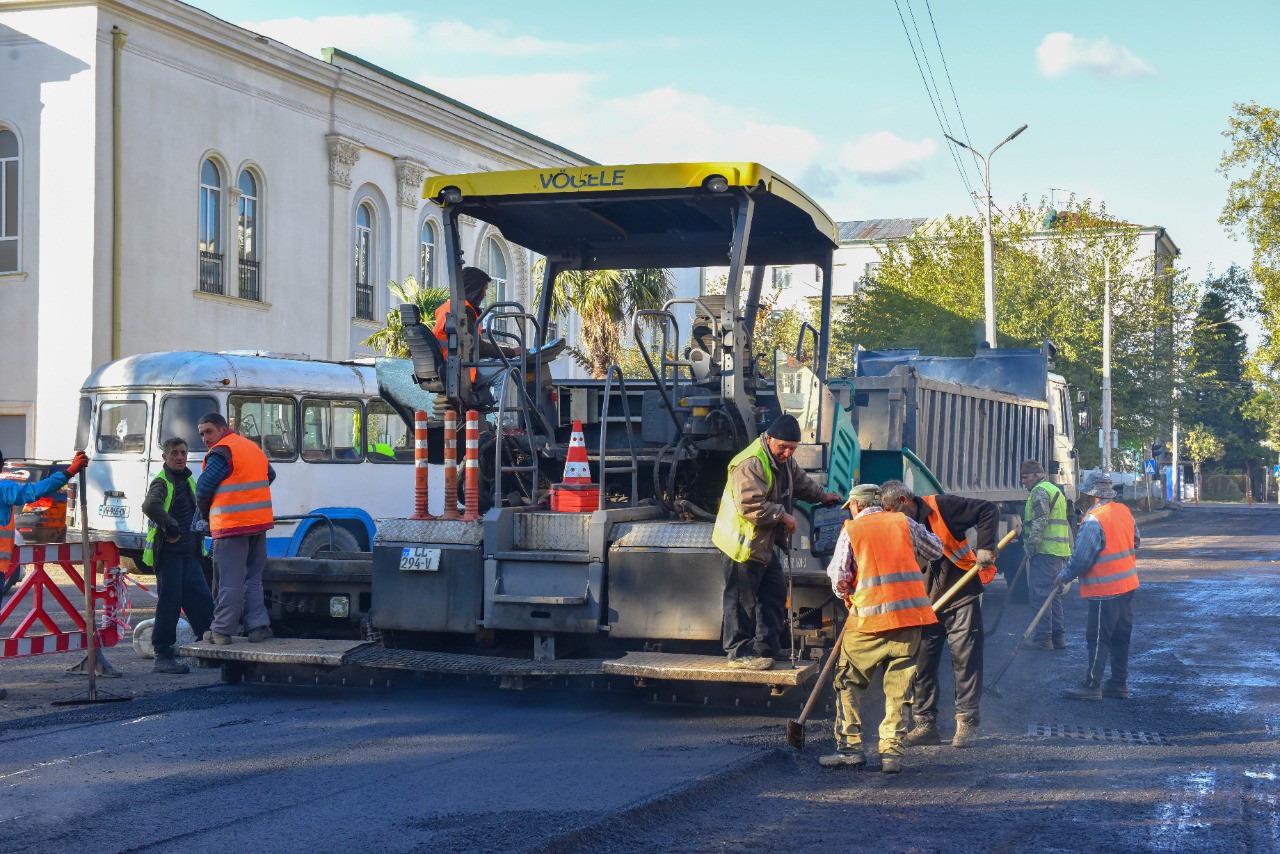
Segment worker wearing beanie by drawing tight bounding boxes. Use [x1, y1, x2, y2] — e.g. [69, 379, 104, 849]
[712, 414, 843, 671]
[1020, 459, 1072, 651]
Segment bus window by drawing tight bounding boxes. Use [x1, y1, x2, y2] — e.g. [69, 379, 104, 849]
[301, 398, 362, 463]
[160, 395, 218, 451]
[229, 395, 297, 461]
[96, 401, 147, 454]
[75, 396, 91, 451]
[366, 400, 413, 463]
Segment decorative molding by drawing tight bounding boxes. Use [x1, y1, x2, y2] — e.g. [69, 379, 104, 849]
[510, 245, 530, 307]
[227, 186, 243, 208]
[326, 134, 364, 188]
[394, 158, 429, 209]
[459, 215, 476, 229]
[192, 290, 272, 312]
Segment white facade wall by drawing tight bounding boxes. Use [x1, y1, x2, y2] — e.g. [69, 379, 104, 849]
[0, 0, 588, 458]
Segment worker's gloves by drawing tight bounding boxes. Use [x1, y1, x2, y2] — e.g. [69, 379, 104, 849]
[164, 521, 182, 540]
[64, 451, 89, 477]
[975, 548, 996, 566]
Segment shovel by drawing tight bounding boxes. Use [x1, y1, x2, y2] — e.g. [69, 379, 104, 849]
[985, 579, 1073, 698]
[786, 528, 1016, 750]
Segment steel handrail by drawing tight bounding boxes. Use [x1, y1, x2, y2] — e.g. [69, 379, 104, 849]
[485, 325, 560, 454]
[631, 309, 684, 432]
[493, 365, 540, 508]
[597, 365, 640, 510]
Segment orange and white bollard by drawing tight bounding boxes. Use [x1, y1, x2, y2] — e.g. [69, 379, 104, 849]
[412, 410, 433, 520]
[442, 409, 460, 520]
[462, 410, 482, 521]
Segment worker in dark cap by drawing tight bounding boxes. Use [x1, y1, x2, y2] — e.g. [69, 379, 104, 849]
[712, 414, 843, 670]
[433, 266, 565, 362]
[1020, 458, 1072, 651]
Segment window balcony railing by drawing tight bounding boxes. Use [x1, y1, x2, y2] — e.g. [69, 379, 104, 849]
[199, 251, 223, 295]
[239, 257, 261, 301]
[355, 281, 374, 320]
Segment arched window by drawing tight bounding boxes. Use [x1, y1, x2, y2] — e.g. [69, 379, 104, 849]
[237, 169, 261, 300]
[354, 201, 375, 320]
[482, 235, 508, 308]
[198, 159, 223, 293]
[0, 128, 20, 273]
[419, 220, 436, 290]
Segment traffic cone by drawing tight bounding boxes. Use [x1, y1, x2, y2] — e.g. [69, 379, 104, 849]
[551, 420, 599, 512]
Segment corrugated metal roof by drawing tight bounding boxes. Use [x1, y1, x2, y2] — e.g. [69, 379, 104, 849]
[837, 218, 929, 242]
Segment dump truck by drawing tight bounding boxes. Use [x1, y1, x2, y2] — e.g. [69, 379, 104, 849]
[183, 162, 944, 695]
[850, 346, 1081, 593]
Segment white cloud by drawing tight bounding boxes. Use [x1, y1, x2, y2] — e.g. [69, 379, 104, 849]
[240, 14, 421, 61]
[1035, 32, 1156, 79]
[837, 132, 937, 184]
[423, 21, 600, 57]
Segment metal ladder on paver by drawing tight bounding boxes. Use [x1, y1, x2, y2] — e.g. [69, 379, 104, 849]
[596, 364, 640, 510]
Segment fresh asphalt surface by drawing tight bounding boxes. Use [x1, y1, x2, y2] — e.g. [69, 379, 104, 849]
[1, 504, 1277, 853]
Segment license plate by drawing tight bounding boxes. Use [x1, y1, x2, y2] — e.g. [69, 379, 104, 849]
[99, 504, 128, 518]
[399, 547, 440, 572]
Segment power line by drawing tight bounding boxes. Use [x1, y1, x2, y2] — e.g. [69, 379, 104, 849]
[903, 0, 981, 191]
[890, 0, 982, 214]
[921, 0, 982, 189]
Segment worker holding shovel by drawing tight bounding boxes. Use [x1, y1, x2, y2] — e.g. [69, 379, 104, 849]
[1055, 471, 1141, 700]
[881, 480, 999, 750]
[819, 483, 944, 774]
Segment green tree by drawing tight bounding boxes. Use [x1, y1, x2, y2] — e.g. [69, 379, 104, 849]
[534, 264, 674, 379]
[1182, 266, 1260, 468]
[1183, 424, 1225, 503]
[361, 275, 448, 358]
[1219, 101, 1280, 458]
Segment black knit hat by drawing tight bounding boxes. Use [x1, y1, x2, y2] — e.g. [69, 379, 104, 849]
[766, 413, 802, 443]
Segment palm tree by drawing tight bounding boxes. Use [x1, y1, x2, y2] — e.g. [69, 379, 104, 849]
[362, 275, 449, 358]
[535, 263, 674, 378]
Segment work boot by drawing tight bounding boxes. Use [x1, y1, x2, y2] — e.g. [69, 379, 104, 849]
[1064, 681, 1103, 700]
[952, 720, 978, 749]
[1029, 634, 1054, 651]
[1103, 681, 1130, 699]
[202, 630, 233, 646]
[1051, 631, 1068, 650]
[153, 654, 190, 675]
[904, 719, 941, 746]
[819, 749, 866, 768]
[246, 625, 273, 643]
[726, 654, 773, 671]
[880, 754, 903, 774]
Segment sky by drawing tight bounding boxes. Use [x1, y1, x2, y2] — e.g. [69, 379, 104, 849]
[189, 0, 1277, 333]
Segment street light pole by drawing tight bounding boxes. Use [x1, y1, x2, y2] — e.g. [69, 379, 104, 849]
[1102, 256, 1112, 473]
[945, 124, 1028, 349]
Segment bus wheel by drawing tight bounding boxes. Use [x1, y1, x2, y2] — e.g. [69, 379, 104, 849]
[298, 525, 361, 558]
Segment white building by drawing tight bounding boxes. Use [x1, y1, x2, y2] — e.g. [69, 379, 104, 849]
[0, 0, 591, 459]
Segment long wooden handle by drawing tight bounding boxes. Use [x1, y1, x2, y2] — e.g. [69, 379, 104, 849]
[794, 616, 850, 727]
[931, 528, 1018, 612]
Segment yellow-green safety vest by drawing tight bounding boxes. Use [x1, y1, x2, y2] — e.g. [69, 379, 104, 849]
[142, 472, 209, 567]
[712, 439, 773, 563]
[1024, 479, 1071, 557]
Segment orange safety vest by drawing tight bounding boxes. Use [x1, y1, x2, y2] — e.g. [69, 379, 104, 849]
[1078, 501, 1139, 598]
[0, 516, 13, 581]
[844, 511, 938, 634]
[434, 300, 479, 381]
[204, 432, 273, 539]
[921, 495, 995, 584]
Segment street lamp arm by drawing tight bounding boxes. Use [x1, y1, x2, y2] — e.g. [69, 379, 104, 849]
[943, 132, 976, 155]
[989, 123, 1029, 159]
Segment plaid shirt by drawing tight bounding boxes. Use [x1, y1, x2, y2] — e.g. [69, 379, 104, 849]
[825, 506, 945, 597]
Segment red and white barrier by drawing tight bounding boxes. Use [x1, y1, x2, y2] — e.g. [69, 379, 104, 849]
[442, 409, 460, 521]
[0, 541, 128, 659]
[412, 410, 434, 520]
[462, 410, 481, 521]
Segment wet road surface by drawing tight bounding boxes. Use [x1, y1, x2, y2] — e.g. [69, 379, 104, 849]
[1, 504, 1277, 852]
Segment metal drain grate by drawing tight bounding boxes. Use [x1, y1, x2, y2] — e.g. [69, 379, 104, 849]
[1028, 723, 1166, 745]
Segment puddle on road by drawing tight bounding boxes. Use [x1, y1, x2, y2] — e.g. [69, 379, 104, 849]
[1149, 769, 1218, 851]
[1244, 769, 1279, 781]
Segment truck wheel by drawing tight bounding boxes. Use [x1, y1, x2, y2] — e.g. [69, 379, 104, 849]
[298, 525, 361, 557]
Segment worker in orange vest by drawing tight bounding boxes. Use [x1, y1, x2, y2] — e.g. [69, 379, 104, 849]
[821, 483, 945, 774]
[881, 479, 999, 750]
[195, 412, 276, 645]
[1, 446, 88, 700]
[1056, 470, 1141, 700]
[434, 267, 565, 364]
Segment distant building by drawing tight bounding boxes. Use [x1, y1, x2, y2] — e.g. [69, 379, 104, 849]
[1, 0, 590, 457]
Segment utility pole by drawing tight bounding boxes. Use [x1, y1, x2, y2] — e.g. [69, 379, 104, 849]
[1101, 256, 1113, 473]
[1172, 414, 1181, 503]
[944, 124, 1028, 349]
